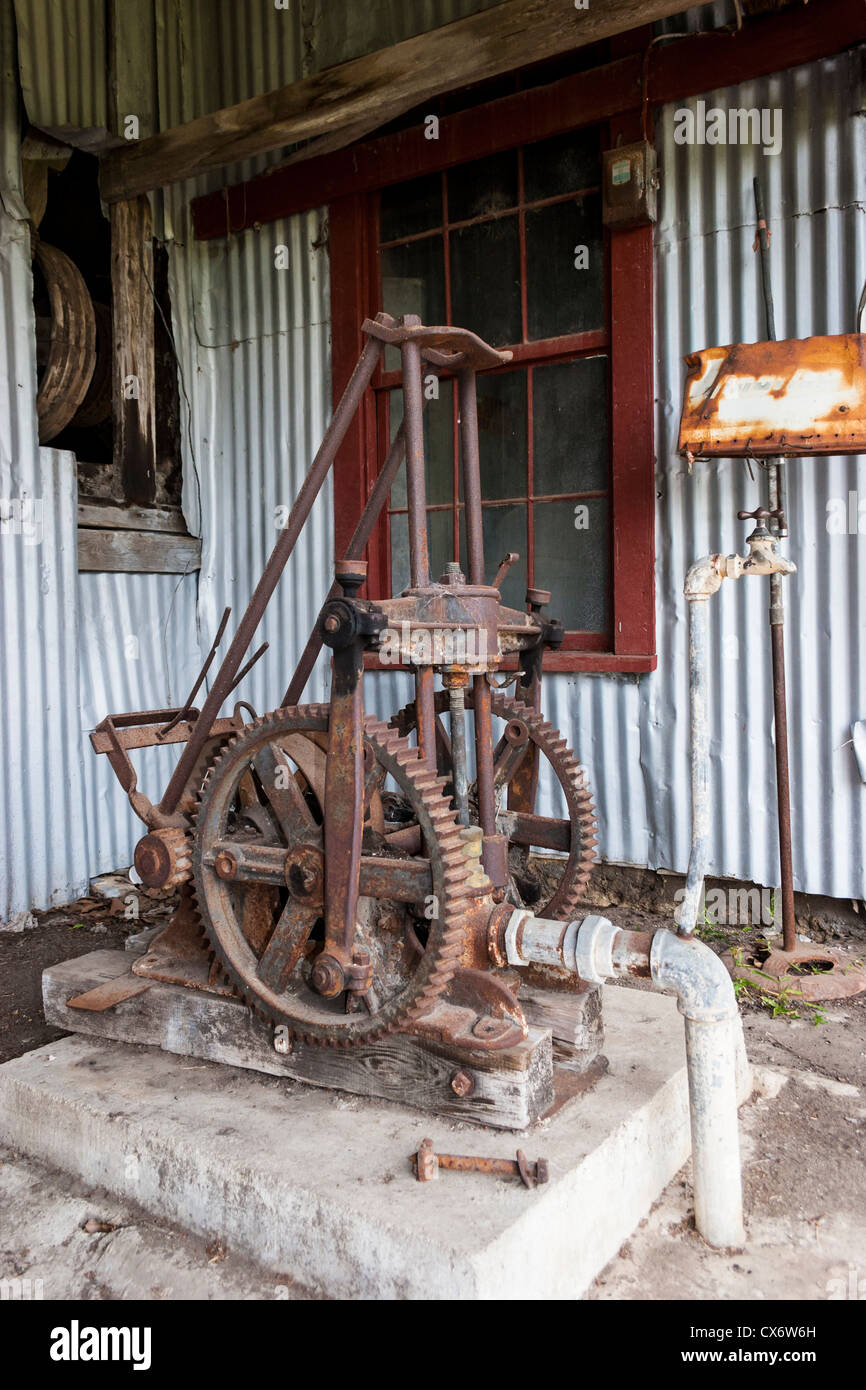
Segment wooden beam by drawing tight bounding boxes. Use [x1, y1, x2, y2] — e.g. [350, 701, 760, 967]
[111, 196, 157, 505]
[100, 0, 707, 202]
[192, 0, 866, 241]
[77, 502, 188, 534]
[77, 527, 201, 574]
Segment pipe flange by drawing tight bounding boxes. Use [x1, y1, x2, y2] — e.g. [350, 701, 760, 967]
[574, 914, 618, 984]
[503, 908, 532, 966]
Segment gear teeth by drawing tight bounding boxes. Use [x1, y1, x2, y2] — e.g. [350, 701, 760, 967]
[191, 704, 471, 1047]
[389, 687, 599, 919]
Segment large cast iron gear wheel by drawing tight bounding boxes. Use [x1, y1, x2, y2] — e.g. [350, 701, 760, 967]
[192, 705, 473, 1046]
[389, 688, 597, 919]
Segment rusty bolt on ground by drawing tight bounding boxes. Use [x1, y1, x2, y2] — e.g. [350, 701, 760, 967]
[412, 1138, 549, 1188]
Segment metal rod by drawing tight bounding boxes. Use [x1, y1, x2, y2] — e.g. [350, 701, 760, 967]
[415, 668, 437, 771]
[448, 684, 470, 826]
[753, 176, 796, 954]
[753, 176, 787, 535]
[401, 315, 430, 591]
[473, 674, 497, 840]
[459, 367, 485, 586]
[158, 329, 385, 814]
[281, 405, 422, 707]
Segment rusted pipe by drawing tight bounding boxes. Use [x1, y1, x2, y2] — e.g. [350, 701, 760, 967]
[459, 367, 485, 586]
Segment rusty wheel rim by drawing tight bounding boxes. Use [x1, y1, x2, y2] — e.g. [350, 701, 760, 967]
[193, 705, 472, 1046]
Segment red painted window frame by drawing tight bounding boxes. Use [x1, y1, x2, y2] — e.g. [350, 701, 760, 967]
[190, 1, 866, 671]
[330, 104, 656, 675]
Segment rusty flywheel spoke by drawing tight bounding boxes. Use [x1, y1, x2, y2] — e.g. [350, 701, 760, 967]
[257, 900, 319, 992]
[193, 705, 473, 1046]
[252, 742, 319, 844]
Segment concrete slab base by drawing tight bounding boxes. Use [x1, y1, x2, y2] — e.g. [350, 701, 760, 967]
[0, 985, 751, 1299]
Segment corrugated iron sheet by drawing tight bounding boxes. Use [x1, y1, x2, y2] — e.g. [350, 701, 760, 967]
[167, 209, 333, 716]
[166, 43, 866, 903]
[2, 0, 865, 910]
[77, 571, 201, 877]
[648, 45, 866, 898]
[12, 0, 110, 144]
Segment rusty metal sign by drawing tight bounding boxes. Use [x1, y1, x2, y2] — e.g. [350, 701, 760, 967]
[678, 332, 866, 460]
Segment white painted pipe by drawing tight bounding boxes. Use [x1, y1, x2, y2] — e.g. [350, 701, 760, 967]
[505, 911, 746, 1248]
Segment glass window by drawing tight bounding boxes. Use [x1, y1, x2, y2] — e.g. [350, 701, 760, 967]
[375, 126, 609, 640]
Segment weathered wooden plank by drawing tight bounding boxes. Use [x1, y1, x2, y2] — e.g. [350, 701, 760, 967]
[44, 950, 555, 1131]
[111, 196, 157, 505]
[520, 983, 604, 1073]
[77, 501, 188, 533]
[77, 527, 201, 573]
[99, 0, 708, 202]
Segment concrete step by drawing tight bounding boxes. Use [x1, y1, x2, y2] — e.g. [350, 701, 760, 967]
[0, 984, 749, 1299]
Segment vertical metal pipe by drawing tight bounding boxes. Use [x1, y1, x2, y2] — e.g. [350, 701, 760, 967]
[400, 317, 435, 765]
[415, 667, 437, 771]
[473, 674, 497, 840]
[770, 616, 796, 951]
[754, 176, 796, 953]
[401, 318, 430, 591]
[676, 594, 711, 937]
[448, 685, 470, 826]
[459, 368, 485, 586]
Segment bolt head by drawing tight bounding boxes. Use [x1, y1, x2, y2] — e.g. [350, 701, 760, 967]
[450, 1069, 475, 1098]
[310, 954, 345, 998]
[214, 850, 237, 880]
[323, 614, 340, 633]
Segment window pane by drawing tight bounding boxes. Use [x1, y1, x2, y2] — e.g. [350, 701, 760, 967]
[533, 497, 609, 631]
[525, 194, 603, 339]
[447, 150, 518, 224]
[479, 504, 527, 613]
[390, 510, 455, 594]
[533, 356, 608, 496]
[390, 380, 454, 508]
[449, 217, 521, 348]
[390, 512, 410, 595]
[380, 174, 442, 242]
[428, 508, 455, 582]
[524, 129, 600, 202]
[457, 505, 526, 609]
[472, 370, 527, 501]
[382, 237, 446, 369]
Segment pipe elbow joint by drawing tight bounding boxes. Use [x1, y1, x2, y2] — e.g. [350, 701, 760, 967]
[684, 555, 724, 600]
[651, 928, 737, 1024]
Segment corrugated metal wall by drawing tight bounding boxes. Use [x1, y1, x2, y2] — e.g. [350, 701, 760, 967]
[162, 33, 866, 901]
[647, 47, 866, 898]
[77, 571, 200, 877]
[2, 0, 864, 911]
[0, 1, 88, 916]
[11, 0, 109, 142]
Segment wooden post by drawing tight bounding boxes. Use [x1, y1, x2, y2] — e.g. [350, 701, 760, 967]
[111, 196, 157, 506]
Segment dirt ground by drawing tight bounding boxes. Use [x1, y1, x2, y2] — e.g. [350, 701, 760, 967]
[1, 862, 864, 1299]
[0, 882, 177, 1066]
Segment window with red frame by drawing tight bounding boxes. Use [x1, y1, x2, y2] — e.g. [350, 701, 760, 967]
[328, 104, 655, 673]
[373, 126, 612, 647]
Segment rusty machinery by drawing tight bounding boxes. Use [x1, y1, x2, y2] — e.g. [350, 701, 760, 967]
[92, 313, 599, 1052]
